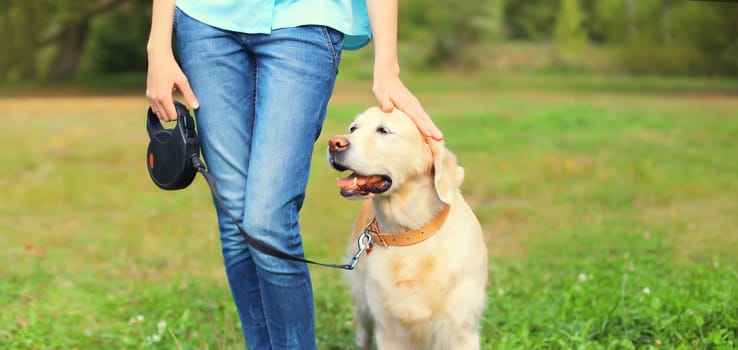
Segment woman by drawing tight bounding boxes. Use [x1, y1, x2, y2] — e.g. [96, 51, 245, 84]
[145, 0, 442, 348]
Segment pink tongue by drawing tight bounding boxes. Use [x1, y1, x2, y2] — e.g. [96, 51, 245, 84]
[337, 173, 369, 190]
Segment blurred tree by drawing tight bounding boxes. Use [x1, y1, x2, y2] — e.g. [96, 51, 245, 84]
[1, 0, 132, 82]
[398, 0, 431, 41]
[471, 0, 506, 42]
[671, 1, 738, 75]
[1, 0, 51, 81]
[48, 0, 131, 81]
[620, 1, 738, 76]
[81, 0, 150, 74]
[625, 0, 638, 44]
[555, 0, 587, 49]
[658, 0, 679, 46]
[430, 0, 502, 66]
[587, 0, 627, 44]
[504, 0, 558, 41]
[2, 0, 737, 81]
[398, 0, 499, 67]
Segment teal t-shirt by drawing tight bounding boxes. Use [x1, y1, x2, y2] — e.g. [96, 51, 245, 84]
[176, 0, 371, 50]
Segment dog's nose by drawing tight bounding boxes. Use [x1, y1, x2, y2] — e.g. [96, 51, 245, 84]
[328, 136, 350, 153]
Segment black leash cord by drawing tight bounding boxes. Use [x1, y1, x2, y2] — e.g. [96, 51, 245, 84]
[190, 155, 362, 270]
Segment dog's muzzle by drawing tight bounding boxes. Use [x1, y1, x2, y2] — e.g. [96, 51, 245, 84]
[327, 136, 392, 198]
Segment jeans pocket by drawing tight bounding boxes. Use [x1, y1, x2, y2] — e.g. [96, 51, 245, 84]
[318, 26, 344, 70]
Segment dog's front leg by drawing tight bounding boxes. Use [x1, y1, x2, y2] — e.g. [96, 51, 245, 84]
[353, 303, 374, 350]
[347, 262, 375, 350]
[374, 326, 411, 350]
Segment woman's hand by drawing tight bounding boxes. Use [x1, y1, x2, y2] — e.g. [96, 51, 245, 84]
[145, 50, 198, 121]
[146, 0, 198, 121]
[372, 69, 443, 141]
[366, 0, 443, 141]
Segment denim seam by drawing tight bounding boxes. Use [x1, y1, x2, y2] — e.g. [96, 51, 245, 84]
[318, 26, 339, 71]
[252, 58, 258, 124]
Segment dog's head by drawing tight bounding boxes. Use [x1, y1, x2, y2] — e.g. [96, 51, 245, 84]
[328, 107, 463, 203]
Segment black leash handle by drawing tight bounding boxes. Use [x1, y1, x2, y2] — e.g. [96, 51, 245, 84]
[190, 155, 365, 270]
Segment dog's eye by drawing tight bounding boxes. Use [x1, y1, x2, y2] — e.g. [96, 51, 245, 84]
[349, 125, 357, 133]
[376, 126, 391, 135]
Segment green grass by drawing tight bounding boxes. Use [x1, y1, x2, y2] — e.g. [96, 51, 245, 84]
[1, 72, 737, 349]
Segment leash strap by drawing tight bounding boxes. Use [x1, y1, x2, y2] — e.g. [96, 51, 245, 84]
[191, 155, 367, 270]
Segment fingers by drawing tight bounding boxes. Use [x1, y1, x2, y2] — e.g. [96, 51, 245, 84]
[416, 118, 444, 141]
[146, 52, 199, 121]
[410, 109, 444, 141]
[180, 83, 200, 110]
[146, 76, 176, 121]
[373, 90, 394, 113]
[391, 94, 444, 141]
[373, 77, 444, 141]
[146, 76, 199, 122]
[147, 94, 177, 122]
[162, 98, 178, 121]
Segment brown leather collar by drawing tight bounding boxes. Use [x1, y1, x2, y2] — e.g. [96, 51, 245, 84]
[367, 204, 451, 247]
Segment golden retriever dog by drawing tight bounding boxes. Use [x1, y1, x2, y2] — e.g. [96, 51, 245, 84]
[327, 107, 488, 350]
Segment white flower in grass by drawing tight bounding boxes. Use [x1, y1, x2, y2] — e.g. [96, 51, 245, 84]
[157, 321, 167, 332]
[643, 287, 651, 294]
[129, 314, 145, 325]
[152, 334, 162, 343]
[578, 273, 587, 283]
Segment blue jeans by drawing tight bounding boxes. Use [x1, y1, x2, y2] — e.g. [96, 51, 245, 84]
[174, 8, 343, 349]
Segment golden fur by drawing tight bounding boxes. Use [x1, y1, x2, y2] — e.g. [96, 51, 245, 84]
[330, 107, 488, 350]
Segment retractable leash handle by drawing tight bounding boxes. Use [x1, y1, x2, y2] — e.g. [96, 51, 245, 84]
[146, 102, 199, 190]
[146, 101, 365, 270]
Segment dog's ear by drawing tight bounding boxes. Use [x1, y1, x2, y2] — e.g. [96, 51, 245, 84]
[429, 139, 464, 204]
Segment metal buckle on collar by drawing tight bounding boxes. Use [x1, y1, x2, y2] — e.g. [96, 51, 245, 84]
[365, 218, 388, 247]
[348, 227, 374, 270]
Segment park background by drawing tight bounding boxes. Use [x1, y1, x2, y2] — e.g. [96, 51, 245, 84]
[1, 0, 737, 348]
